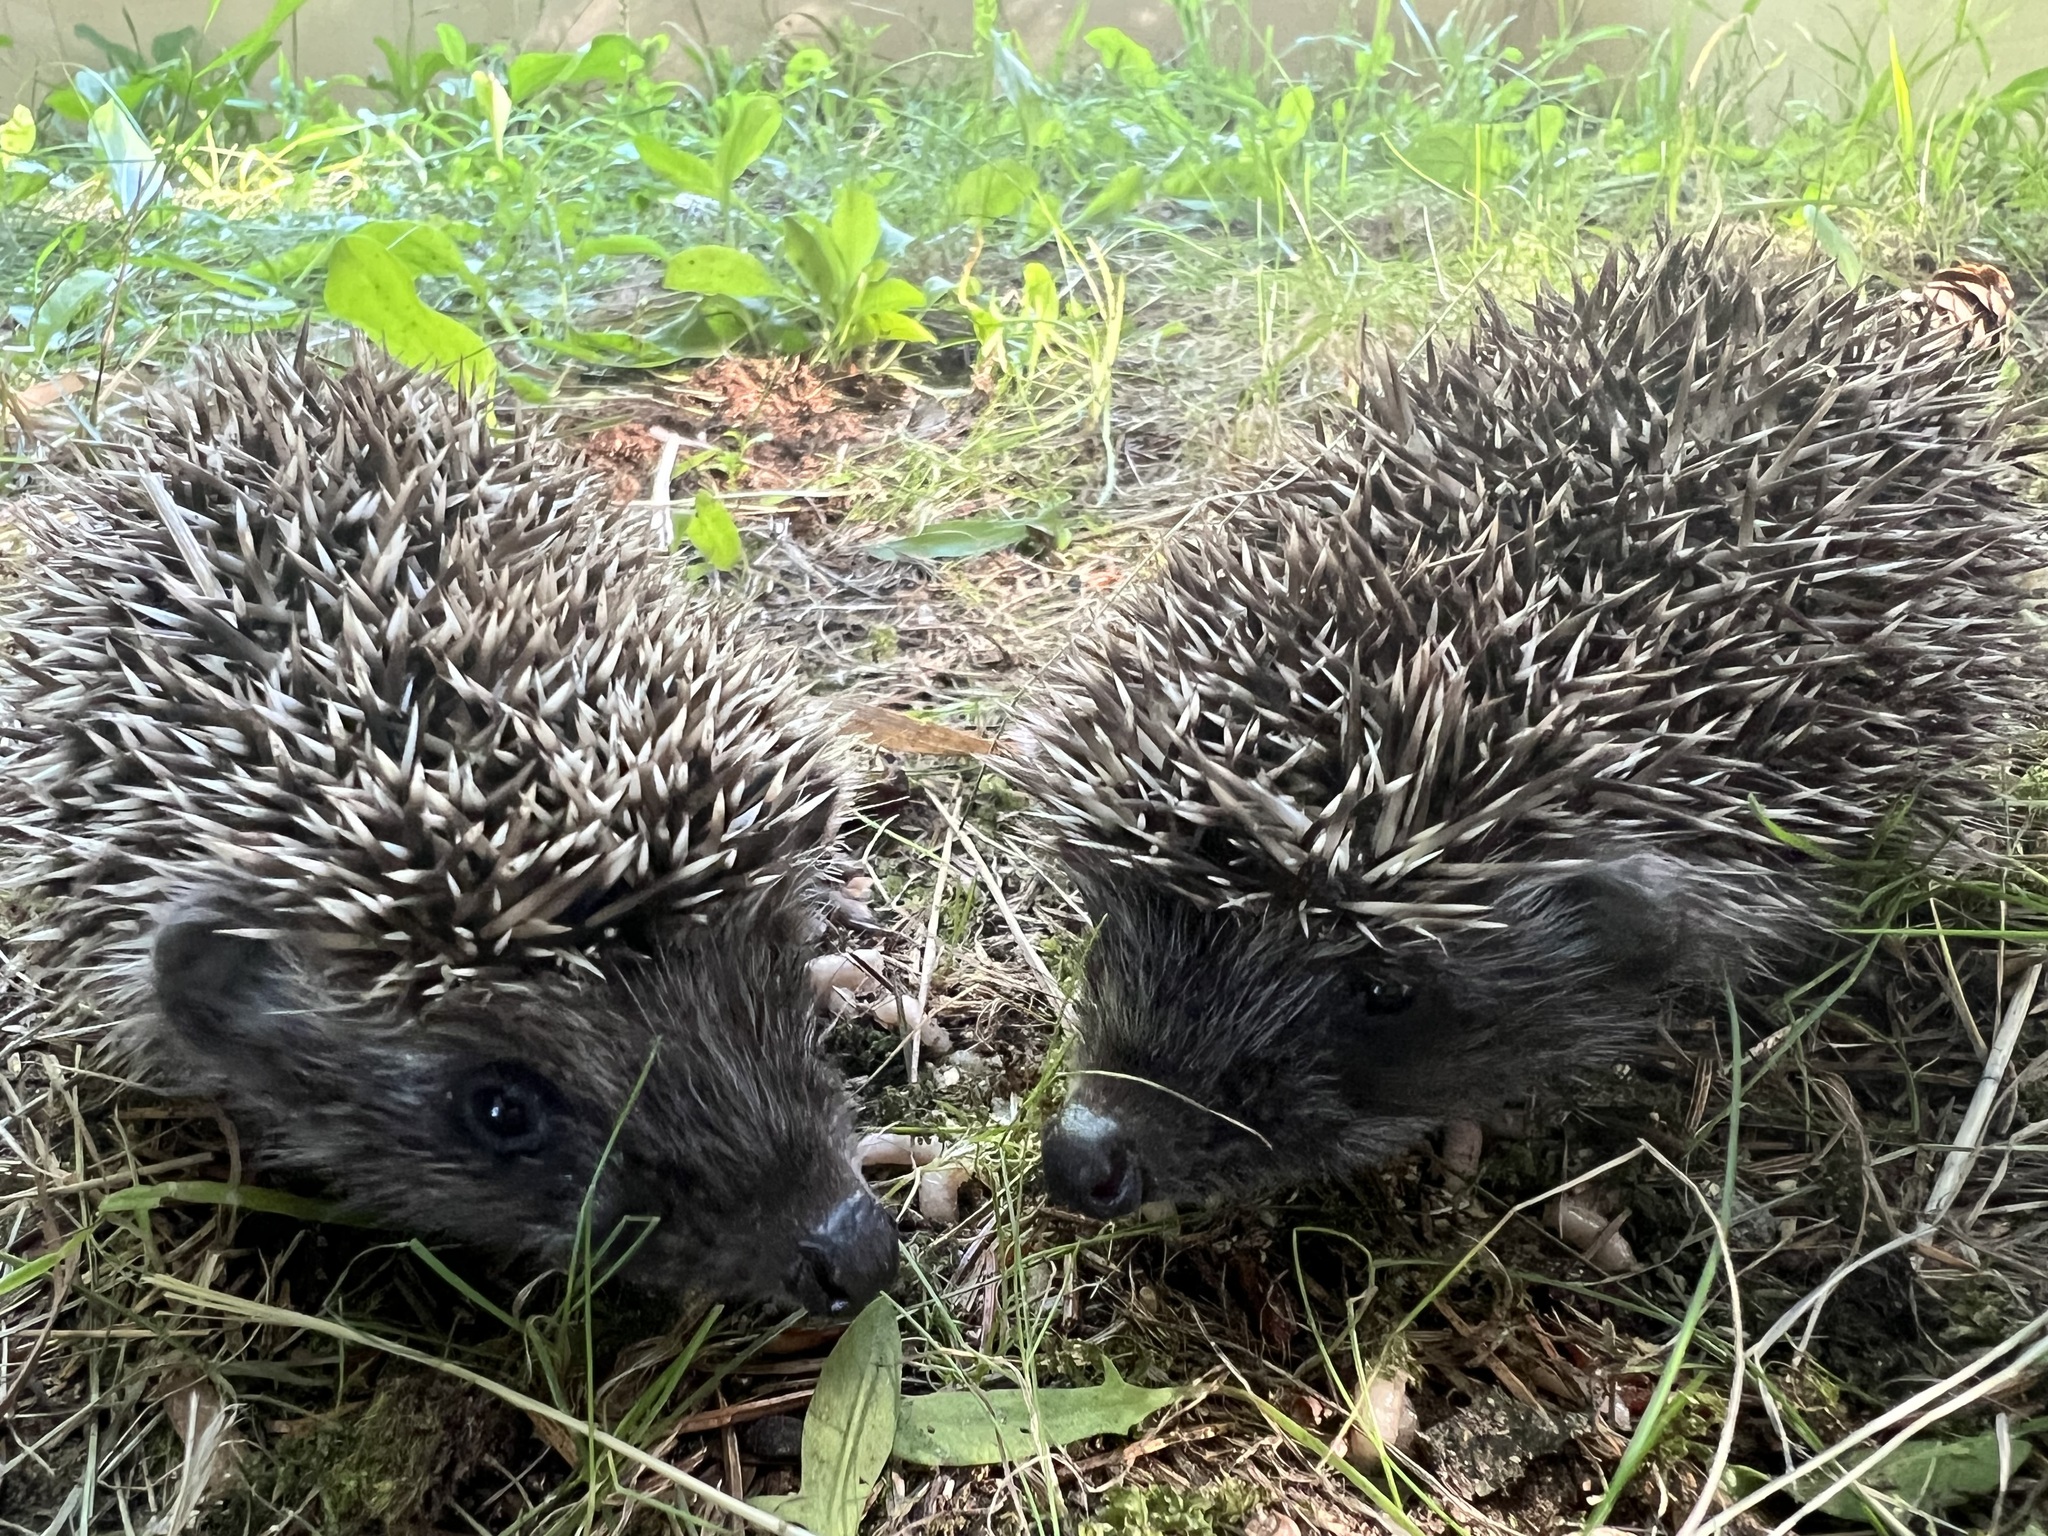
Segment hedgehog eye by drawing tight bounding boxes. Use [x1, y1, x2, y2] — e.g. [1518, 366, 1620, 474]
[454, 1062, 561, 1157]
[1361, 978, 1415, 1015]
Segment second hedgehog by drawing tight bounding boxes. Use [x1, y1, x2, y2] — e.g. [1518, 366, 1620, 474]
[1014, 232, 2046, 1219]
[0, 343, 895, 1316]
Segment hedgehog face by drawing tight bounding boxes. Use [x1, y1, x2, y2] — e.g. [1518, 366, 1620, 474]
[146, 898, 897, 1318]
[1041, 886, 1455, 1218]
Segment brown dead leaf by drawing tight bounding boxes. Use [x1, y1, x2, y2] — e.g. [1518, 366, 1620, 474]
[840, 704, 993, 757]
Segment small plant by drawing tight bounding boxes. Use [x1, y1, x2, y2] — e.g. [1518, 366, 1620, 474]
[661, 185, 935, 365]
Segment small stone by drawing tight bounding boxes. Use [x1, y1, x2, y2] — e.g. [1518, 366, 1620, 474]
[741, 1414, 806, 1462]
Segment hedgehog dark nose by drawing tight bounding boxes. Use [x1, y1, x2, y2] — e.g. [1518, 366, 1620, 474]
[1042, 1105, 1145, 1220]
[790, 1192, 898, 1319]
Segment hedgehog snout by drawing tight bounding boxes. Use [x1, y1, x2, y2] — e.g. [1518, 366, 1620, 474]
[1041, 1103, 1145, 1220]
[787, 1189, 899, 1318]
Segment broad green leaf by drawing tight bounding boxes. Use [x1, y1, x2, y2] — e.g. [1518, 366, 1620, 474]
[662, 244, 780, 298]
[873, 514, 1061, 561]
[565, 34, 646, 87]
[1801, 203, 1862, 287]
[1270, 84, 1315, 152]
[859, 309, 937, 345]
[1087, 27, 1159, 87]
[1993, 66, 2048, 111]
[893, 1361, 1179, 1467]
[85, 88, 163, 213]
[830, 186, 882, 277]
[753, 1299, 901, 1536]
[507, 49, 575, 103]
[32, 267, 115, 356]
[324, 234, 498, 393]
[1526, 102, 1566, 154]
[1076, 164, 1145, 225]
[1874, 1433, 2032, 1508]
[633, 136, 719, 198]
[472, 70, 511, 157]
[98, 1179, 361, 1223]
[435, 23, 469, 68]
[1021, 261, 1059, 323]
[712, 91, 783, 192]
[680, 490, 744, 570]
[784, 47, 834, 91]
[572, 233, 669, 262]
[1, 103, 36, 162]
[780, 213, 846, 305]
[353, 219, 480, 291]
[951, 159, 1039, 222]
[856, 276, 927, 319]
[634, 138, 724, 199]
[1399, 123, 1478, 191]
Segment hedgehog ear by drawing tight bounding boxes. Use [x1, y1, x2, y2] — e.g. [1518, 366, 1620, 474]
[1502, 850, 1703, 987]
[151, 909, 290, 1048]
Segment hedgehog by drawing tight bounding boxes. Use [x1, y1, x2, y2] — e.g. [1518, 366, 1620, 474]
[0, 341, 897, 1317]
[1011, 230, 2044, 1220]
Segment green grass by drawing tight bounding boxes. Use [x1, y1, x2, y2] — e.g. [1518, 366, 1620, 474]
[6, 2, 2048, 1534]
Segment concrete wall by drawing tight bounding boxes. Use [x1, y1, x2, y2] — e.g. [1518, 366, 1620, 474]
[1, 0, 2043, 109]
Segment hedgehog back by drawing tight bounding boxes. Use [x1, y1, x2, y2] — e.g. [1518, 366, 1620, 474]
[1022, 233, 2047, 942]
[2, 345, 839, 1010]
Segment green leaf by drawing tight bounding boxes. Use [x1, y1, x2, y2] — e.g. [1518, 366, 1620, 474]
[564, 34, 646, 88]
[662, 244, 780, 298]
[352, 219, 479, 289]
[434, 23, 469, 68]
[572, 233, 669, 262]
[830, 186, 882, 277]
[873, 513, 1066, 561]
[858, 309, 937, 345]
[0, 1232, 85, 1298]
[97, 1180, 361, 1223]
[507, 49, 575, 103]
[1993, 65, 2048, 111]
[1526, 102, 1566, 154]
[633, 136, 720, 198]
[951, 159, 1039, 222]
[1874, 1433, 2031, 1508]
[85, 88, 163, 213]
[324, 234, 498, 393]
[784, 46, 834, 91]
[32, 267, 115, 356]
[1270, 84, 1315, 152]
[1801, 203, 1862, 287]
[1400, 123, 1478, 191]
[680, 490, 744, 570]
[472, 70, 511, 157]
[753, 1299, 901, 1536]
[1, 103, 36, 162]
[1076, 164, 1146, 225]
[856, 276, 926, 318]
[1021, 261, 1059, 323]
[712, 91, 783, 192]
[894, 1361, 1179, 1467]
[1086, 26, 1159, 87]
[779, 213, 846, 305]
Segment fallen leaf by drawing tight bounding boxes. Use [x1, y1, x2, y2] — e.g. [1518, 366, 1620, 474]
[754, 1298, 902, 1536]
[893, 1361, 1179, 1467]
[839, 704, 992, 757]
